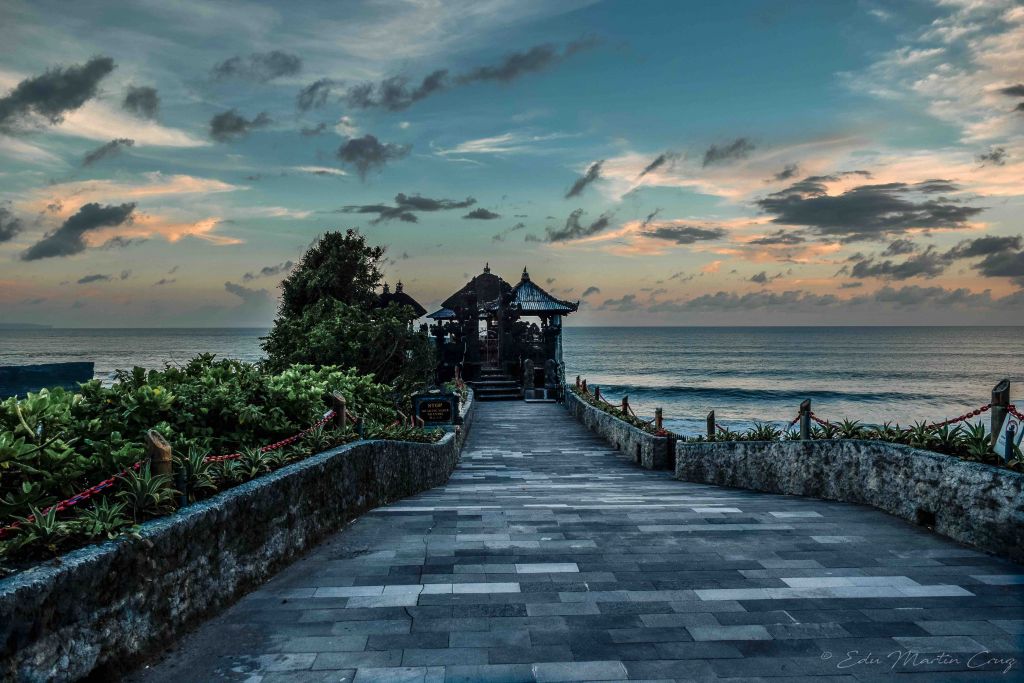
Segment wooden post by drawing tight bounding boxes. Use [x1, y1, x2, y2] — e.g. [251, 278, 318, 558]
[594, 386, 601, 402]
[145, 430, 172, 478]
[581, 379, 587, 394]
[991, 379, 1010, 447]
[799, 399, 811, 440]
[331, 392, 348, 430]
[576, 375, 581, 388]
[622, 396, 629, 414]
[356, 416, 365, 439]
[707, 411, 715, 439]
[655, 407, 663, 430]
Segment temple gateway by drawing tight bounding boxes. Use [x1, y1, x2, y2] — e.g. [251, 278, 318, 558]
[426, 265, 577, 401]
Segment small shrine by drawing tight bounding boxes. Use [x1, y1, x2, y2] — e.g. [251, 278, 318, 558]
[427, 265, 578, 400]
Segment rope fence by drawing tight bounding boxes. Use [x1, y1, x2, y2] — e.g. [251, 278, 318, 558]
[1, 403, 349, 539]
[572, 376, 1019, 460]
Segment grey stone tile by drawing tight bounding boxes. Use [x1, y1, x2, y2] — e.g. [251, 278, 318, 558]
[688, 624, 773, 641]
[531, 660, 629, 682]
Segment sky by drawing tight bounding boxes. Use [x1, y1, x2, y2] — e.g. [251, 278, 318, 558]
[0, 0, 1022, 327]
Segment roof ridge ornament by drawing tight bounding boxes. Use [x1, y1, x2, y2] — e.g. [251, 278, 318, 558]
[521, 266, 530, 281]
[395, 281, 404, 293]
[382, 282, 390, 294]
[483, 262, 490, 274]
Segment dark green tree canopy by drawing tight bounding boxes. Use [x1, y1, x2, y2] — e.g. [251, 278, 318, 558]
[262, 229, 434, 393]
[278, 229, 384, 318]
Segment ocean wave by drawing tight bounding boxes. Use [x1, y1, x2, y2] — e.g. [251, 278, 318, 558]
[590, 384, 930, 403]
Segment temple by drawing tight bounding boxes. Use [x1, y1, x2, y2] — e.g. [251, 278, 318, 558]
[427, 265, 578, 401]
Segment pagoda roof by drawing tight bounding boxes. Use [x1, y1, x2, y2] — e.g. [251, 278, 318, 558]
[426, 307, 457, 320]
[376, 281, 427, 317]
[441, 263, 511, 311]
[509, 268, 578, 314]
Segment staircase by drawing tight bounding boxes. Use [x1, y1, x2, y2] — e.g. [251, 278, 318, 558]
[470, 368, 522, 401]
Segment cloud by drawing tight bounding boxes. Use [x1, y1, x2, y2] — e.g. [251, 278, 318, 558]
[644, 225, 727, 244]
[881, 238, 918, 256]
[436, 130, 572, 156]
[209, 109, 271, 142]
[598, 293, 639, 311]
[122, 86, 159, 119]
[748, 271, 776, 284]
[638, 152, 679, 178]
[749, 229, 805, 245]
[977, 146, 1007, 166]
[0, 205, 23, 243]
[565, 160, 603, 198]
[545, 208, 613, 242]
[101, 236, 146, 249]
[291, 165, 346, 177]
[243, 260, 293, 281]
[212, 51, 302, 82]
[21, 202, 135, 261]
[772, 163, 800, 181]
[702, 137, 755, 167]
[336, 134, 411, 178]
[581, 286, 601, 298]
[654, 289, 840, 312]
[973, 248, 1024, 284]
[491, 221, 525, 242]
[464, 208, 500, 220]
[462, 39, 597, 83]
[756, 176, 985, 241]
[300, 122, 329, 136]
[340, 192, 474, 224]
[346, 40, 594, 111]
[945, 234, 1022, 259]
[153, 278, 176, 286]
[998, 84, 1024, 97]
[81, 138, 134, 166]
[223, 280, 274, 316]
[848, 247, 949, 280]
[346, 70, 448, 111]
[77, 273, 111, 284]
[0, 56, 115, 132]
[296, 78, 339, 110]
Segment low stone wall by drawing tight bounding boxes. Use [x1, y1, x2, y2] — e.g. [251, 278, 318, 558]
[675, 439, 1024, 563]
[565, 389, 671, 470]
[0, 392, 474, 683]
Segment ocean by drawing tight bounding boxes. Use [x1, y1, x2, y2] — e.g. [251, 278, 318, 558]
[1, 326, 1020, 435]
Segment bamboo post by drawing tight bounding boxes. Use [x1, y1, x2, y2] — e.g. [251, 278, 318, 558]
[622, 396, 629, 414]
[706, 411, 715, 439]
[146, 430, 172, 478]
[594, 386, 601, 402]
[799, 399, 812, 440]
[655, 407, 663, 430]
[331, 392, 348, 430]
[576, 375, 581, 388]
[991, 379, 1010, 447]
[581, 379, 587, 394]
[356, 416, 365, 439]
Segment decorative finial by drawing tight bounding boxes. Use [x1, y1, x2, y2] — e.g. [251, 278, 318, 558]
[484, 262, 490, 274]
[382, 282, 390, 294]
[521, 266, 530, 281]
[395, 281, 404, 293]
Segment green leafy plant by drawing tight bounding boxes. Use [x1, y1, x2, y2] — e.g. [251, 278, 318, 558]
[78, 498, 131, 540]
[174, 446, 217, 503]
[10, 505, 76, 555]
[744, 422, 782, 441]
[837, 419, 867, 439]
[116, 465, 176, 522]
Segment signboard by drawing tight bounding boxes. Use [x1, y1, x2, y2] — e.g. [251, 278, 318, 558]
[994, 413, 1023, 460]
[414, 394, 457, 425]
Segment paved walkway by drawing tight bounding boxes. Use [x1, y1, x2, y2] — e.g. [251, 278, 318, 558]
[132, 402, 1023, 682]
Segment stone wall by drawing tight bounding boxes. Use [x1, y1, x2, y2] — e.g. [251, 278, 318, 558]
[0, 392, 475, 683]
[675, 439, 1024, 563]
[565, 390, 671, 470]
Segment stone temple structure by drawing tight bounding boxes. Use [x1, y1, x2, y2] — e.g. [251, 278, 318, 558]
[427, 265, 577, 400]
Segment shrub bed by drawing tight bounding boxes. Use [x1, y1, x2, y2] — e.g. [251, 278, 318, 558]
[0, 355, 446, 575]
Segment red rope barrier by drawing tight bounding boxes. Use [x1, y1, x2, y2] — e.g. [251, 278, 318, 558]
[0, 409, 337, 539]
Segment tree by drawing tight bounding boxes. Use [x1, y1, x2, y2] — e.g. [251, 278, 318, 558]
[262, 230, 434, 394]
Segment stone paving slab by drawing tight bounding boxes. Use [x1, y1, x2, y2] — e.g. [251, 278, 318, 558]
[129, 402, 1024, 682]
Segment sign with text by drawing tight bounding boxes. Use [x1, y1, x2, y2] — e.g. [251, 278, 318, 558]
[994, 413, 1023, 460]
[414, 394, 457, 425]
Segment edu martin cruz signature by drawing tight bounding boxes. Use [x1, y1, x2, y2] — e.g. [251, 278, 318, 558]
[821, 649, 1017, 674]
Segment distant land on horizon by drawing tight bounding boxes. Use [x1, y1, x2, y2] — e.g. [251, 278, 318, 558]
[0, 323, 54, 330]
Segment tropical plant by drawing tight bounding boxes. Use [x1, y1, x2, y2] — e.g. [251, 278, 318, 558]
[837, 419, 867, 439]
[744, 422, 782, 441]
[174, 446, 217, 503]
[77, 498, 131, 540]
[116, 465, 176, 522]
[10, 505, 76, 555]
